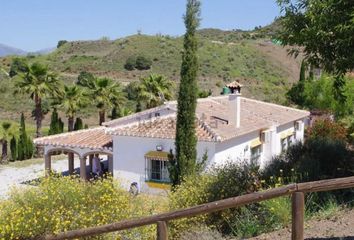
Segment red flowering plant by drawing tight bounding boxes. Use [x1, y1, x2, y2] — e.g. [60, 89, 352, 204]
[306, 119, 347, 143]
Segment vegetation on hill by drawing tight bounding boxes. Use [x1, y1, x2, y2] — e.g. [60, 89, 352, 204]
[0, 21, 300, 124]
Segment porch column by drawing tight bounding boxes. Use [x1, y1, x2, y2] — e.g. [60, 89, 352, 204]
[108, 155, 113, 176]
[89, 154, 94, 173]
[80, 156, 87, 180]
[44, 153, 51, 177]
[68, 153, 74, 175]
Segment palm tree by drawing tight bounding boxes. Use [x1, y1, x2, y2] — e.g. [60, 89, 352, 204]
[15, 62, 61, 138]
[137, 74, 173, 109]
[56, 85, 87, 131]
[1, 122, 12, 163]
[89, 77, 126, 125]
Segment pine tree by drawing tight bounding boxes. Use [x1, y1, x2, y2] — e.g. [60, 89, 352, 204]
[74, 117, 84, 130]
[10, 136, 17, 161]
[174, 0, 201, 186]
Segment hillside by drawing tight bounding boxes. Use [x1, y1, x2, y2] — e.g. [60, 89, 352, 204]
[0, 26, 302, 127]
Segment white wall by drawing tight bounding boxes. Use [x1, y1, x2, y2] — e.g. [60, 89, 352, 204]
[112, 118, 308, 191]
[274, 119, 306, 155]
[112, 135, 215, 191]
[214, 130, 260, 166]
[212, 118, 307, 169]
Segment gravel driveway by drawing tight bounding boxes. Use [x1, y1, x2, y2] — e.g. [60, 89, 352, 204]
[0, 157, 80, 199]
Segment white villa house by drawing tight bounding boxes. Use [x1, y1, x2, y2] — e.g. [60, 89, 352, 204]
[34, 83, 310, 191]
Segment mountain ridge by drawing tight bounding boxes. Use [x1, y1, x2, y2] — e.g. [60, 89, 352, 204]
[0, 43, 27, 57]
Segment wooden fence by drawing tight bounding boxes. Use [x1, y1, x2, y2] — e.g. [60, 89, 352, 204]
[40, 176, 354, 240]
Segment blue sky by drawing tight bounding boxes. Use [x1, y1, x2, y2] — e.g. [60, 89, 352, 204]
[0, 0, 280, 52]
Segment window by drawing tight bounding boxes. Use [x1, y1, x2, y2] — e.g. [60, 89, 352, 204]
[281, 138, 287, 152]
[287, 134, 294, 146]
[147, 159, 170, 183]
[250, 145, 262, 165]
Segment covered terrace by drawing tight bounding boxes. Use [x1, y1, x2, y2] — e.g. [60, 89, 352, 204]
[33, 127, 113, 180]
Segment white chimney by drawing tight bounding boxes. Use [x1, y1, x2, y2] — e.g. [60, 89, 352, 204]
[228, 92, 241, 128]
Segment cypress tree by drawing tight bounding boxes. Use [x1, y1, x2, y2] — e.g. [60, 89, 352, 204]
[299, 60, 306, 82]
[136, 101, 142, 112]
[174, 0, 201, 186]
[74, 117, 83, 130]
[111, 107, 118, 120]
[17, 113, 28, 160]
[58, 118, 64, 133]
[10, 136, 17, 161]
[286, 60, 307, 106]
[26, 136, 34, 159]
[49, 108, 59, 135]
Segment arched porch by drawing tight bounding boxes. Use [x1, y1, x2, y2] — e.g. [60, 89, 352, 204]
[34, 127, 113, 180]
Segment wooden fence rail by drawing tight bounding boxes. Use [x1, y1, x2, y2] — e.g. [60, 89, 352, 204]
[40, 176, 354, 240]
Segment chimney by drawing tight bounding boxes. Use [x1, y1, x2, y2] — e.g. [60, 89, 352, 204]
[228, 91, 241, 128]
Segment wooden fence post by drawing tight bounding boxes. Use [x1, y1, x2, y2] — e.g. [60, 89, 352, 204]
[157, 221, 168, 240]
[292, 192, 304, 240]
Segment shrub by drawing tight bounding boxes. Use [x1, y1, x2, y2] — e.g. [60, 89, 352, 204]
[124, 56, 137, 71]
[9, 57, 28, 77]
[169, 174, 214, 237]
[0, 176, 164, 239]
[76, 71, 95, 88]
[135, 55, 152, 70]
[169, 162, 272, 238]
[307, 119, 347, 142]
[57, 40, 68, 48]
[262, 138, 352, 183]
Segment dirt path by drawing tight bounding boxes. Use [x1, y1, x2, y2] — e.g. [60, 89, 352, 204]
[250, 209, 354, 240]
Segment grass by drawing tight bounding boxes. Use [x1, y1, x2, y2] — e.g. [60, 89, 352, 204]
[0, 119, 50, 139]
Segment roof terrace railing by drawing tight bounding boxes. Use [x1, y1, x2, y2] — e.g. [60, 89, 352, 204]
[39, 176, 354, 240]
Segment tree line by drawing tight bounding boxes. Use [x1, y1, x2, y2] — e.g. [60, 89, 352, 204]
[0, 59, 174, 162]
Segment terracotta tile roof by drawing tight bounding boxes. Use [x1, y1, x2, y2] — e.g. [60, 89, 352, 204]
[107, 115, 218, 142]
[106, 95, 310, 142]
[34, 127, 113, 150]
[194, 96, 309, 140]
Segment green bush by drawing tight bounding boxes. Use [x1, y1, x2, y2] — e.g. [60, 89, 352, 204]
[124, 56, 137, 71]
[9, 57, 28, 77]
[262, 138, 352, 183]
[169, 174, 214, 237]
[0, 176, 166, 239]
[135, 55, 152, 70]
[169, 162, 277, 238]
[57, 40, 68, 48]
